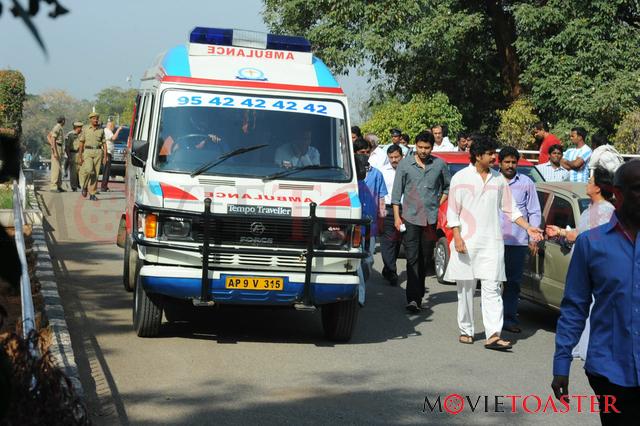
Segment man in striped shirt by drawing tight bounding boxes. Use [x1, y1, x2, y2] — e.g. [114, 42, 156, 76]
[536, 144, 569, 182]
[561, 127, 592, 183]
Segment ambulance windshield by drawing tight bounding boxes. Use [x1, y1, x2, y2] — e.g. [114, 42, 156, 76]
[154, 89, 352, 182]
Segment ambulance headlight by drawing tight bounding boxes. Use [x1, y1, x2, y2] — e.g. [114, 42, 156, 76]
[319, 225, 349, 249]
[161, 217, 192, 240]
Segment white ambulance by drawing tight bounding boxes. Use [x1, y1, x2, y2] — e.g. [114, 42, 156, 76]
[117, 27, 367, 341]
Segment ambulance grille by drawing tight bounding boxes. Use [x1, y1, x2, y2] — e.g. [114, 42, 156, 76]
[192, 216, 311, 249]
[206, 253, 305, 269]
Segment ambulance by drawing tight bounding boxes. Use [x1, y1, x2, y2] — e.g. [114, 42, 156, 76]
[116, 27, 368, 342]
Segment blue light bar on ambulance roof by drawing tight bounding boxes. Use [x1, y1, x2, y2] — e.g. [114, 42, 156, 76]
[190, 27, 311, 53]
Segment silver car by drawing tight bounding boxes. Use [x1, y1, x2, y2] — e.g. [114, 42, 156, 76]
[521, 182, 590, 310]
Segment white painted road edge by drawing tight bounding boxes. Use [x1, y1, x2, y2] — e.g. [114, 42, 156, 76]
[31, 185, 83, 396]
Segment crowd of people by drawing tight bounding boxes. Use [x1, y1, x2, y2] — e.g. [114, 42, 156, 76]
[352, 123, 639, 423]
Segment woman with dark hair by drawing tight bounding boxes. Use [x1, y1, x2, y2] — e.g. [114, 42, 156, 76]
[546, 166, 617, 361]
[546, 166, 616, 243]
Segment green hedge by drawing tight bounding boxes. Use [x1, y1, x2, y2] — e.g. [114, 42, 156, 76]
[0, 70, 26, 140]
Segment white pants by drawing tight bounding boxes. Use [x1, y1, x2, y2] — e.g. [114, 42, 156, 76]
[456, 279, 503, 339]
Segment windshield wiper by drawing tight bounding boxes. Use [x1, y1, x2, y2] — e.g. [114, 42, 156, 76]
[190, 144, 269, 178]
[262, 165, 343, 182]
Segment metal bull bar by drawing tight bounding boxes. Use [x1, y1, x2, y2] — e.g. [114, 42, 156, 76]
[132, 199, 371, 307]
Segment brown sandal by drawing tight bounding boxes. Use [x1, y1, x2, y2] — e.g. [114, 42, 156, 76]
[459, 335, 473, 344]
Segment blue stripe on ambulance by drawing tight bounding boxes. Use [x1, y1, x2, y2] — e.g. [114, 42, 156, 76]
[348, 191, 361, 209]
[162, 45, 191, 77]
[313, 57, 340, 88]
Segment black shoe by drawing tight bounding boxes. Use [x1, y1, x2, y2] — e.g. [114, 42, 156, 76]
[101, 188, 110, 192]
[71, 188, 78, 192]
[389, 275, 398, 286]
[382, 268, 398, 286]
[89, 195, 98, 201]
[57, 187, 66, 193]
[406, 301, 421, 313]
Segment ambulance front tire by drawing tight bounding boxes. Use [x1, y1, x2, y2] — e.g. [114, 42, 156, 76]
[321, 297, 359, 342]
[133, 271, 163, 337]
[123, 237, 138, 292]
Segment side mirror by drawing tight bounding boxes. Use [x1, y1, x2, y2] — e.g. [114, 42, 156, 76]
[131, 140, 149, 168]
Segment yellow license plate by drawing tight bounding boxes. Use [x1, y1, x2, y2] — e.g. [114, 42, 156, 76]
[225, 276, 284, 291]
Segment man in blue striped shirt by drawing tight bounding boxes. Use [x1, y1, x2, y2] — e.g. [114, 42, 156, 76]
[561, 127, 592, 183]
[552, 160, 640, 424]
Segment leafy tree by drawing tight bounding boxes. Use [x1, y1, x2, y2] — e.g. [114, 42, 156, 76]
[264, 0, 640, 137]
[513, 0, 640, 135]
[614, 110, 640, 154]
[496, 97, 539, 150]
[264, 0, 522, 132]
[362, 92, 463, 140]
[21, 91, 91, 158]
[94, 86, 137, 126]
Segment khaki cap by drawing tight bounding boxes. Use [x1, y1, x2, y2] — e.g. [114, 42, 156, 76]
[88, 112, 99, 119]
[73, 121, 83, 127]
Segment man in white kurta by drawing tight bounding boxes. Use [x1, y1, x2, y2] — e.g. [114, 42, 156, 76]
[444, 137, 542, 350]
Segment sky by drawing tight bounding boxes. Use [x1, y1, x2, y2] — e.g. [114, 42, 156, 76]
[0, 0, 368, 121]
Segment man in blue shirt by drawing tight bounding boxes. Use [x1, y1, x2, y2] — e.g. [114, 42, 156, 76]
[552, 160, 640, 424]
[499, 147, 541, 334]
[354, 154, 378, 306]
[354, 139, 387, 293]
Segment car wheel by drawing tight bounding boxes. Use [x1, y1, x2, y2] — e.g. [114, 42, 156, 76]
[321, 298, 359, 342]
[122, 237, 137, 292]
[133, 269, 163, 337]
[435, 237, 454, 285]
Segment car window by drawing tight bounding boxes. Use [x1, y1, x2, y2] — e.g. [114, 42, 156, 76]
[578, 198, 591, 213]
[546, 196, 575, 229]
[537, 190, 550, 211]
[115, 127, 129, 143]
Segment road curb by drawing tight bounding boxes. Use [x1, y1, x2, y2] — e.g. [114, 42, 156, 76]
[31, 189, 84, 396]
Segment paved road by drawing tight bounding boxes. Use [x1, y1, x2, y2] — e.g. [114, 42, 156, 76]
[38, 175, 599, 425]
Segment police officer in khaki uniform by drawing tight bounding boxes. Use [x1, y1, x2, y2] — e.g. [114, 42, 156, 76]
[78, 112, 106, 201]
[47, 116, 66, 192]
[64, 121, 83, 191]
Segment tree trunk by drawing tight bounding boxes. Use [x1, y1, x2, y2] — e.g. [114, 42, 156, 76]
[485, 0, 522, 101]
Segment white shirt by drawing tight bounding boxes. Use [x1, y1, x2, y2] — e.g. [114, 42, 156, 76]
[536, 162, 569, 182]
[589, 145, 623, 174]
[368, 144, 408, 169]
[444, 165, 522, 281]
[380, 161, 397, 205]
[104, 127, 115, 154]
[577, 200, 615, 234]
[432, 138, 455, 152]
[274, 143, 320, 167]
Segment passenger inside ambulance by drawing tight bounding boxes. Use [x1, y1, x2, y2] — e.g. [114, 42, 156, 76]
[274, 127, 320, 168]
